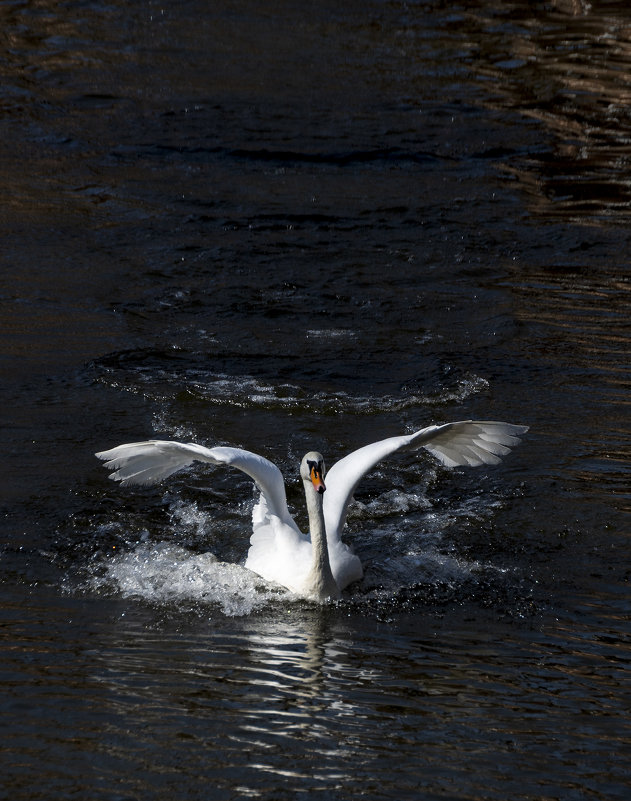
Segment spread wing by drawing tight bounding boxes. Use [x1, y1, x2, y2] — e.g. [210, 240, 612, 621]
[96, 440, 293, 524]
[323, 420, 528, 541]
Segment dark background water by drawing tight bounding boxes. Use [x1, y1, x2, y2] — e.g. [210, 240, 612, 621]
[1, 1, 630, 799]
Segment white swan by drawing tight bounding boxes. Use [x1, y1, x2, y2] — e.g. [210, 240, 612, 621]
[96, 420, 527, 602]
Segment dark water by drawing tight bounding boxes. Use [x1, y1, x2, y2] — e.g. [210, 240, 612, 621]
[2, 1, 630, 798]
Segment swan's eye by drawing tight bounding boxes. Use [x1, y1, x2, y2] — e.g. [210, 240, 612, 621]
[308, 460, 323, 478]
[307, 460, 326, 493]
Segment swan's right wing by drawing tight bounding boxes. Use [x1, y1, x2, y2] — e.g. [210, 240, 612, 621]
[324, 420, 528, 540]
[96, 440, 293, 523]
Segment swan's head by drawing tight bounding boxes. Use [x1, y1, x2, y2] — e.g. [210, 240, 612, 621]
[300, 451, 326, 494]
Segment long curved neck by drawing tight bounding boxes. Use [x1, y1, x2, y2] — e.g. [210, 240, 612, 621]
[304, 482, 339, 601]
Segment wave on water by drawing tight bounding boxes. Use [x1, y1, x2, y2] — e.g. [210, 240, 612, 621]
[92, 366, 489, 422]
[180, 371, 490, 414]
[88, 347, 489, 416]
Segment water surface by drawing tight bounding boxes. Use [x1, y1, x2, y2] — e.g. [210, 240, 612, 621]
[2, 1, 630, 799]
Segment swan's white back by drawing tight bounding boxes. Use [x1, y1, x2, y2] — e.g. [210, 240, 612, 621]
[244, 493, 314, 595]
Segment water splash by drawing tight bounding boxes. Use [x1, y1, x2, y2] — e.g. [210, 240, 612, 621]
[84, 482, 519, 618]
[90, 542, 288, 616]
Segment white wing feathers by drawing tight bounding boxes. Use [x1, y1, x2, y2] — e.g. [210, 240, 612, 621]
[323, 420, 527, 540]
[95, 440, 292, 522]
[406, 420, 528, 468]
[97, 421, 527, 548]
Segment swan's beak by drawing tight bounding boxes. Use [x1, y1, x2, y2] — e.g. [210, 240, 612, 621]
[310, 465, 326, 494]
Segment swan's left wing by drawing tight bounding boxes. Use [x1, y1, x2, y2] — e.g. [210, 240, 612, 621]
[96, 440, 293, 523]
[323, 420, 528, 540]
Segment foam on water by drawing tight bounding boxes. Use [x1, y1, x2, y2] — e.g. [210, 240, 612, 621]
[167, 496, 217, 539]
[357, 515, 511, 595]
[91, 542, 289, 616]
[348, 488, 433, 520]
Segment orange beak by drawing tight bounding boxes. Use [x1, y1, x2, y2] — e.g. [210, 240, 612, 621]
[310, 465, 326, 494]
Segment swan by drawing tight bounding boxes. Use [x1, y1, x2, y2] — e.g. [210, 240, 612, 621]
[96, 420, 527, 602]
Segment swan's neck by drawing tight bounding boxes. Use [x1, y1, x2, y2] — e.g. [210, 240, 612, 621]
[304, 483, 339, 601]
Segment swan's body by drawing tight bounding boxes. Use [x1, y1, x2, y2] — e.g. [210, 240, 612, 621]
[96, 420, 527, 602]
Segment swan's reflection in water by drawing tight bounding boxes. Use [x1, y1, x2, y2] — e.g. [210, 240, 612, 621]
[87, 595, 629, 800]
[229, 615, 351, 781]
[89, 606, 394, 792]
[9, 573, 628, 799]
